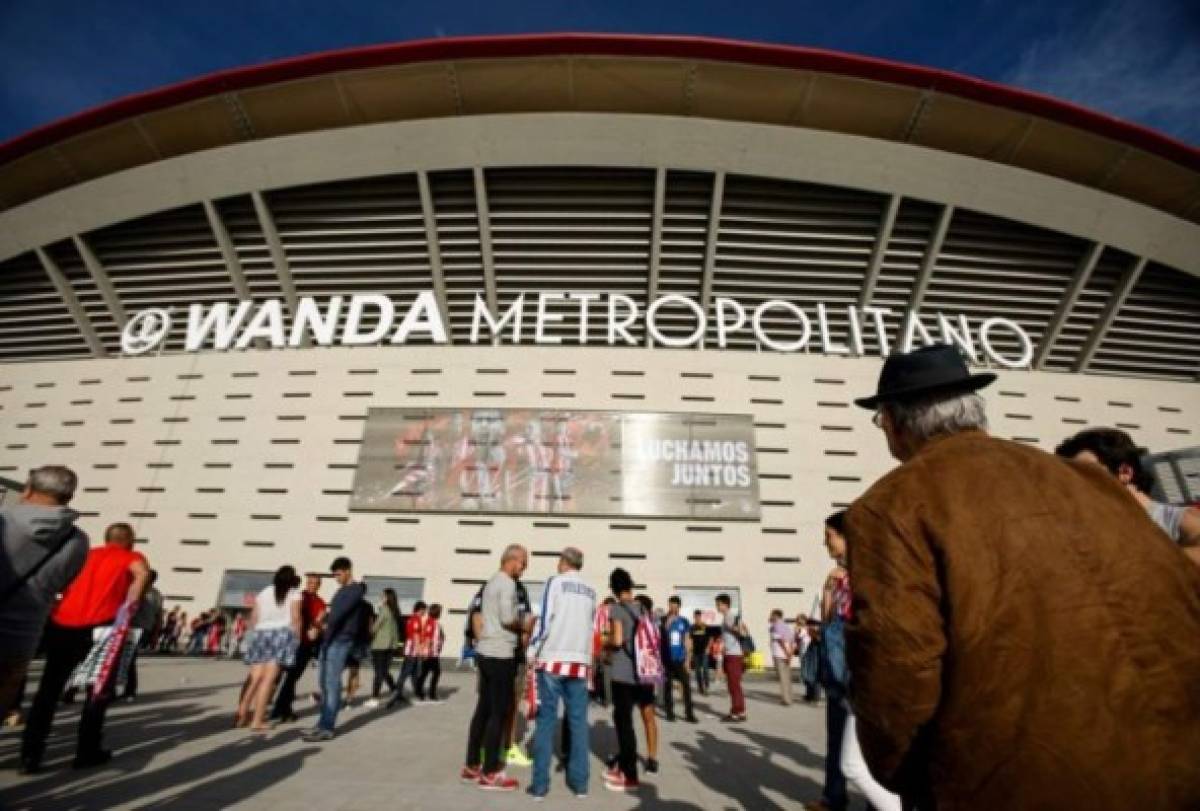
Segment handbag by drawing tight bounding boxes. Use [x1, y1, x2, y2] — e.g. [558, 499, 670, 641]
[69, 604, 143, 698]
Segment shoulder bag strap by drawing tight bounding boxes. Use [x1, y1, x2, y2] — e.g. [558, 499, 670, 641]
[0, 522, 76, 610]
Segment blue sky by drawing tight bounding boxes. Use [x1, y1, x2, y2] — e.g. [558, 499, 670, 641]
[1, 0, 1197, 145]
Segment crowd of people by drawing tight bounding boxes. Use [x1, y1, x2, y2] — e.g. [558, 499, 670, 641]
[2, 343, 1199, 808]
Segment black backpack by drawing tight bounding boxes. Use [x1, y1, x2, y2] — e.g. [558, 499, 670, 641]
[354, 600, 375, 647]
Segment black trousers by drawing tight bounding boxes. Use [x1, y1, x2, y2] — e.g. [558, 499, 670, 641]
[271, 642, 315, 718]
[663, 659, 694, 719]
[397, 655, 424, 700]
[416, 657, 441, 699]
[610, 681, 640, 781]
[466, 655, 516, 774]
[823, 685, 849, 810]
[22, 621, 110, 762]
[370, 650, 396, 697]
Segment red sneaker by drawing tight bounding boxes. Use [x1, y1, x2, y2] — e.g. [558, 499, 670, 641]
[460, 765, 481, 783]
[603, 764, 623, 782]
[605, 773, 640, 792]
[478, 771, 519, 791]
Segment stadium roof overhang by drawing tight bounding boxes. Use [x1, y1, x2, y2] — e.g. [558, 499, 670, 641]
[1, 33, 1199, 224]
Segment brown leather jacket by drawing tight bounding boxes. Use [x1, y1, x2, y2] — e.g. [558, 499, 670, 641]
[845, 430, 1200, 811]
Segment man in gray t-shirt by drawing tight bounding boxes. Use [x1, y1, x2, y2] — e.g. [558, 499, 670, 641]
[462, 544, 531, 790]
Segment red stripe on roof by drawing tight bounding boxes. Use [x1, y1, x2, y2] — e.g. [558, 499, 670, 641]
[1, 33, 1197, 172]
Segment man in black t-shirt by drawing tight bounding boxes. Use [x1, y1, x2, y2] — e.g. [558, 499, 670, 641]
[689, 611, 710, 696]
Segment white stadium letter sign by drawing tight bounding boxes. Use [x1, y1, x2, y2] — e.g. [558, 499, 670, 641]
[341, 294, 394, 345]
[752, 299, 811, 352]
[980, 317, 1034, 368]
[647, 295, 705, 348]
[392, 291, 448, 344]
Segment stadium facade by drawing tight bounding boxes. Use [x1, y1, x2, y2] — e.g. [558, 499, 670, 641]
[1, 35, 1197, 624]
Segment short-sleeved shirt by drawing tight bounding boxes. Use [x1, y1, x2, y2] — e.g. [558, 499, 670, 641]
[254, 586, 300, 630]
[608, 599, 644, 684]
[404, 613, 425, 656]
[769, 619, 794, 661]
[52, 545, 147, 627]
[477, 571, 519, 659]
[664, 615, 690, 663]
[1148, 501, 1187, 543]
[720, 612, 744, 657]
[689, 623, 708, 659]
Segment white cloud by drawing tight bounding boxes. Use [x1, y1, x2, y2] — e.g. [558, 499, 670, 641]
[1002, 0, 1200, 145]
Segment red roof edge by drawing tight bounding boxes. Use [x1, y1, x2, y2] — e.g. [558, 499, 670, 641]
[2, 32, 1198, 173]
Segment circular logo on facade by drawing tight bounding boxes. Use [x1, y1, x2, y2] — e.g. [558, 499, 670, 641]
[120, 308, 172, 355]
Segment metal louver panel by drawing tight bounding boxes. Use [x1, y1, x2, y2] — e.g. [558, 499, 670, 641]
[428, 170, 485, 339]
[922, 210, 1088, 364]
[868, 198, 941, 352]
[85, 204, 235, 352]
[45, 240, 119, 355]
[486, 167, 655, 345]
[214, 194, 282, 300]
[1090, 263, 1200, 380]
[1043, 247, 1135, 372]
[266, 174, 433, 343]
[710, 175, 884, 350]
[0, 251, 91, 361]
[655, 171, 714, 344]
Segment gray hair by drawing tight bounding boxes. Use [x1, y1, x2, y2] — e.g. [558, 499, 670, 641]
[501, 543, 527, 564]
[560, 546, 584, 570]
[885, 392, 988, 445]
[28, 465, 77, 504]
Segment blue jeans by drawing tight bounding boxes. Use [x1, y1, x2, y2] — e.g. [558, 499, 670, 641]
[531, 670, 589, 796]
[317, 638, 352, 731]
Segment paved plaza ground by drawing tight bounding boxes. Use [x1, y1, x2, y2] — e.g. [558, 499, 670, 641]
[0, 656, 851, 810]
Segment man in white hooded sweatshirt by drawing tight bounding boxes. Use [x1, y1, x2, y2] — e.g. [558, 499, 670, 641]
[527, 546, 596, 801]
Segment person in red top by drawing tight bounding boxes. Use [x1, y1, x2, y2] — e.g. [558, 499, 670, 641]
[416, 603, 445, 703]
[20, 522, 150, 773]
[391, 601, 427, 705]
[270, 573, 327, 723]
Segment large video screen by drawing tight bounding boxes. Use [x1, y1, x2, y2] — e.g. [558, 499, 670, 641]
[349, 408, 761, 520]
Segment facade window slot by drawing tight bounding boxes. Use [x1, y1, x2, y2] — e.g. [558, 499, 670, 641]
[767, 587, 806, 594]
[252, 514, 283, 520]
[687, 555, 725, 561]
[180, 539, 210, 546]
[1055, 395, 1081, 403]
[110, 418, 134, 425]
[232, 372, 259, 378]
[101, 441, 126, 447]
[25, 403, 45, 409]
[339, 415, 367, 420]
[412, 368, 442, 375]
[759, 473, 792, 480]
[814, 378, 845, 385]
[1168, 428, 1192, 435]
[244, 541, 275, 548]
[84, 487, 109, 493]
[163, 417, 189, 423]
[382, 545, 417, 551]
[71, 400, 93, 406]
[172, 566, 203, 573]
[609, 552, 647, 558]
[455, 548, 492, 555]
[762, 500, 796, 507]
[458, 519, 494, 526]
[284, 392, 311, 398]
[118, 397, 142, 403]
[316, 516, 349, 522]
[1115, 423, 1140, 430]
[681, 372, 713, 379]
[686, 526, 723, 533]
[17, 423, 36, 429]
[533, 521, 570, 528]
[1062, 417, 1087, 425]
[126, 377, 150, 383]
[829, 475, 862, 482]
[278, 416, 306, 421]
[211, 439, 238, 445]
[328, 463, 357, 469]
[137, 487, 165, 493]
[52, 442, 75, 448]
[476, 368, 508, 374]
[543, 369, 576, 375]
[226, 394, 252, 400]
[34, 382, 55, 389]
[1005, 414, 1032, 420]
[543, 392, 575, 398]
[451, 578, 486, 585]
[818, 402, 849, 408]
[754, 422, 786, 429]
[764, 556, 801, 563]
[349, 369, 377, 375]
[762, 528, 798, 534]
[682, 396, 714, 402]
[62, 420, 85, 427]
[612, 370, 645, 377]
[311, 543, 344, 550]
[333, 439, 362, 445]
[147, 463, 173, 469]
[169, 396, 196, 402]
[257, 488, 288, 494]
[1013, 437, 1040, 444]
[756, 447, 788, 454]
[93, 464, 118, 469]
[197, 487, 225, 494]
[80, 379, 101, 385]
[219, 416, 246, 422]
[322, 489, 352, 496]
[154, 440, 181, 446]
[271, 439, 300, 444]
[999, 391, 1027, 398]
[609, 525, 646, 531]
[203, 463, 232, 469]
[1107, 401, 1132, 408]
[407, 391, 438, 397]
[473, 391, 504, 397]
[289, 370, 317, 377]
[188, 513, 217, 519]
[612, 394, 645, 400]
[824, 450, 857, 456]
[820, 425, 853, 432]
[385, 517, 420, 524]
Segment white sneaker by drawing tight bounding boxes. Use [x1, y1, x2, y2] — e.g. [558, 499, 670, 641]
[364, 698, 380, 709]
